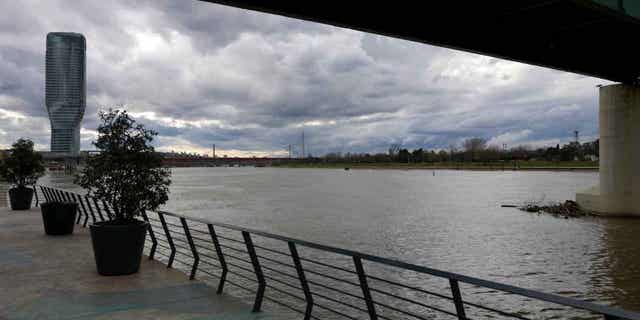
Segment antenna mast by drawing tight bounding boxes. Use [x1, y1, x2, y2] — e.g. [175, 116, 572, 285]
[301, 129, 305, 159]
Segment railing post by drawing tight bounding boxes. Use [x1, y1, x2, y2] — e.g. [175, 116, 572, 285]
[48, 187, 55, 202]
[449, 279, 467, 320]
[289, 242, 313, 320]
[102, 200, 113, 220]
[158, 212, 176, 268]
[79, 195, 88, 227]
[63, 191, 72, 203]
[40, 186, 49, 202]
[71, 194, 80, 224]
[353, 256, 378, 320]
[242, 231, 265, 312]
[207, 224, 228, 294]
[71, 193, 88, 227]
[92, 198, 105, 221]
[141, 211, 157, 260]
[33, 185, 39, 207]
[83, 196, 96, 224]
[64, 192, 81, 224]
[180, 217, 199, 280]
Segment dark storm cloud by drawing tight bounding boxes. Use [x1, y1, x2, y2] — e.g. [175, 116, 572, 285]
[0, 0, 608, 155]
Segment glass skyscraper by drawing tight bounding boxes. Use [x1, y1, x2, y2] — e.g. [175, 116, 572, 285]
[45, 32, 86, 156]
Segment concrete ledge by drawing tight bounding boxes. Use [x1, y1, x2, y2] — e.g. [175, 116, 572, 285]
[576, 185, 602, 213]
[577, 185, 640, 217]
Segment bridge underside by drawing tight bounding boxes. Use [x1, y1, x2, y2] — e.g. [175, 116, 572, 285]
[203, 0, 640, 83]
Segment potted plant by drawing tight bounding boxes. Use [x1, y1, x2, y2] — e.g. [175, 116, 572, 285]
[76, 109, 171, 276]
[0, 138, 45, 210]
[41, 201, 78, 235]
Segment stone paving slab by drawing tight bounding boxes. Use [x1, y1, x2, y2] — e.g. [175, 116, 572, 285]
[0, 207, 286, 320]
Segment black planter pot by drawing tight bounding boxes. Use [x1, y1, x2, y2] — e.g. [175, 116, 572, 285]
[9, 186, 34, 210]
[40, 202, 77, 235]
[90, 220, 148, 276]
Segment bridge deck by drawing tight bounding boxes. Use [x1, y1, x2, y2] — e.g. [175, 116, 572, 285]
[0, 207, 282, 320]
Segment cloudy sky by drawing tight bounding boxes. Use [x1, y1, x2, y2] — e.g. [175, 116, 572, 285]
[0, 1, 609, 157]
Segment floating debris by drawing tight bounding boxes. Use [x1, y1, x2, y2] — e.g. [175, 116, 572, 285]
[518, 200, 594, 218]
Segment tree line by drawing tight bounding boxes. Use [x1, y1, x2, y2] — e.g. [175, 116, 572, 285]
[319, 138, 599, 163]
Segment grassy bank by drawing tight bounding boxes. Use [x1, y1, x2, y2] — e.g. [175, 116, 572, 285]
[273, 161, 599, 171]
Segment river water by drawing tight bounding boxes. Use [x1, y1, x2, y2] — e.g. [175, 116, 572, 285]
[41, 168, 640, 316]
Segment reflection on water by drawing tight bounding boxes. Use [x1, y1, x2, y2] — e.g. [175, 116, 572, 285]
[599, 219, 640, 310]
[40, 168, 640, 312]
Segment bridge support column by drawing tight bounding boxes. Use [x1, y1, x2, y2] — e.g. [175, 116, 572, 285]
[577, 84, 640, 216]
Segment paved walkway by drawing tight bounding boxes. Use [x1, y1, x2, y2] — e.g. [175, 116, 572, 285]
[0, 207, 281, 320]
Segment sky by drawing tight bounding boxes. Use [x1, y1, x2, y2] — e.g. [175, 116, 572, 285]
[0, 1, 610, 157]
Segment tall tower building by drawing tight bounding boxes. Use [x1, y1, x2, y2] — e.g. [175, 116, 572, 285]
[45, 32, 86, 156]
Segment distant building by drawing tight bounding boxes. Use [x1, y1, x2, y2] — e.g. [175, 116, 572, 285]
[45, 32, 86, 156]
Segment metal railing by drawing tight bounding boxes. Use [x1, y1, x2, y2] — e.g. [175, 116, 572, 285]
[35, 185, 640, 320]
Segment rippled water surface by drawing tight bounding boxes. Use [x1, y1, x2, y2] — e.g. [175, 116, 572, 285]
[42, 168, 640, 314]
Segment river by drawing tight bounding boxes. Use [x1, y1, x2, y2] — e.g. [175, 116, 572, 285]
[41, 167, 640, 316]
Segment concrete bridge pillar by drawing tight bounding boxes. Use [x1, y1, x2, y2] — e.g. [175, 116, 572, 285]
[577, 84, 640, 216]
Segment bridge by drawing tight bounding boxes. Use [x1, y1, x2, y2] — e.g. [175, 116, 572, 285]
[202, 0, 640, 216]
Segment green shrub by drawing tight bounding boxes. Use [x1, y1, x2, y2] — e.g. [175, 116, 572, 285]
[76, 109, 171, 222]
[0, 138, 45, 188]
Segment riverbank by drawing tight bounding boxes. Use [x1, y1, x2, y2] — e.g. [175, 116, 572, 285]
[273, 161, 599, 171]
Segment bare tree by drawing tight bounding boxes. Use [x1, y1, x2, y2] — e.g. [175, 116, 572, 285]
[388, 144, 401, 156]
[463, 138, 487, 161]
[448, 144, 457, 162]
[484, 145, 502, 161]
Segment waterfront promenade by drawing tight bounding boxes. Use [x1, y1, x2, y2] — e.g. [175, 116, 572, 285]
[0, 207, 282, 320]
